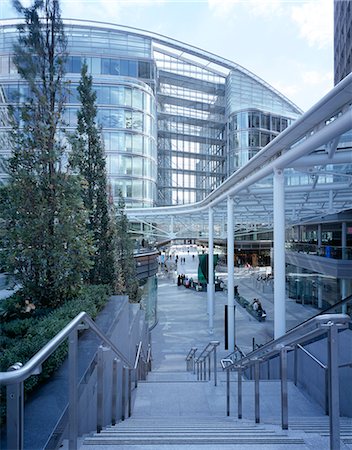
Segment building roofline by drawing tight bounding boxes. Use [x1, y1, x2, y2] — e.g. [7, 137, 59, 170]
[0, 17, 303, 114]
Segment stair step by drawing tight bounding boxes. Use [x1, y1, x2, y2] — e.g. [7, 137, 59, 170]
[83, 436, 306, 445]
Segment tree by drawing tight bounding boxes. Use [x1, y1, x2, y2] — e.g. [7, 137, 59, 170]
[114, 192, 140, 302]
[69, 62, 115, 286]
[0, 0, 93, 308]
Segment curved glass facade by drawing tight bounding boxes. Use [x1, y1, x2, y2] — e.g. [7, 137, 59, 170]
[0, 19, 302, 208]
[226, 70, 299, 173]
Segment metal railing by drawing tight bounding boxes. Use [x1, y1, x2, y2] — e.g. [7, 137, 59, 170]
[0, 311, 151, 450]
[185, 347, 198, 373]
[186, 341, 220, 386]
[134, 341, 152, 388]
[226, 344, 246, 361]
[220, 313, 350, 450]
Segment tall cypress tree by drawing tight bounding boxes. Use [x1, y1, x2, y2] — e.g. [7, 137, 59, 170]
[115, 192, 140, 302]
[69, 62, 115, 285]
[0, 0, 93, 308]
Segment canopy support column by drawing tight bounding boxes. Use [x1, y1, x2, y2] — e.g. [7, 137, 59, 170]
[273, 169, 286, 339]
[208, 206, 214, 333]
[227, 196, 235, 350]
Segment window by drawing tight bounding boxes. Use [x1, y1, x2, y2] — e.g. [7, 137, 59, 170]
[248, 131, 259, 147]
[71, 56, 82, 73]
[261, 114, 270, 130]
[128, 61, 138, 77]
[248, 112, 260, 128]
[132, 89, 143, 109]
[101, 59, 110, 75]
[132, 134, 143, 153]
[120, 60, 129, 76]
[272, 116, 281, 132]
[132, 111, 143, 131]
[111, 110, 124, 128]
[0, 56, 8, 75]
[125, 111, 132, 129]
[110, 59, 120, 75]
[138, 61, 150, 78]
[260, 132, 270, 147]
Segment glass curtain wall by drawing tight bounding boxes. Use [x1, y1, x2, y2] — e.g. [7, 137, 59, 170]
[226, 70, 300, 175]
[154, 45, 227, 205]
[0, 23, 158, 208]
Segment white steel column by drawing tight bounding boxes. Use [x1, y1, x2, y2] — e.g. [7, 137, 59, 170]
[273, 169, 286, 339]
[227, 196, 235, 350]
[208, 206, 215, 333]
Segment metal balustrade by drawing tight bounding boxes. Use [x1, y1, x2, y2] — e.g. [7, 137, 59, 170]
[0, 311, 151, 450]
[186, 341, 220, 386]
[220, 313, 350, 450]
[185, 347, 198, 373]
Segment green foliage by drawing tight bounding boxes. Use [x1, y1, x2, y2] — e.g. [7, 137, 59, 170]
[0, 0, 93, 308]
[0, 284, 110, 422]
[69, 62, 115, 286]
[114, 192, 140, 302]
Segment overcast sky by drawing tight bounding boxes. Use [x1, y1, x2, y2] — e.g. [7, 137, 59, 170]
[0, 0, 334, 112]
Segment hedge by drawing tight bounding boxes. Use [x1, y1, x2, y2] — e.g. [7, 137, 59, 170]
[0, 284, 110, 424]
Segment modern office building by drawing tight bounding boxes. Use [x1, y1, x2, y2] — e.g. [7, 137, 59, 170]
[0, 18, 351, 317]
[0, 19, 301, 208]
[334, 0, 352, 85]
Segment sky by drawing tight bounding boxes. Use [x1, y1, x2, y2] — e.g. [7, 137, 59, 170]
[0, 0, 334, 112]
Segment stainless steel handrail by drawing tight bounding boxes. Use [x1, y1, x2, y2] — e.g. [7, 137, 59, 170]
[134, 341, 150, 387]
[186, 347, 198, 373]
[224, 344, 246, 362]
[296, 343, 327, 370]
[0, 311, 131, 386]
[220, 313, 350, 450]
[222, 314, 350, 372]
[193, 341, 220, 386]
[146, 343, 152, 371]
[0, 311, 138, 450]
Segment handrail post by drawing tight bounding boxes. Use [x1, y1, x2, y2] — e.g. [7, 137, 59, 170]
[254, 361, 260, 423]
[211, 341, 219, 386]
[122, 367, 126, 421]
[238, 368, 242, 419]
[111, 358, 118, 426]
[204, 358, 207, 380]
[294, 344, 298, 386]
[6, 363, 24, 450]
[226, 369, 230, 416]
[324, 368, 329, 415]
[208, 355, 211, 380]
[328, 323, 340, 450]
[68, 329, 78, 449]
[128, 368, 132, 417]
[280, 347, 288, 430]
[97, 345, 109, 433]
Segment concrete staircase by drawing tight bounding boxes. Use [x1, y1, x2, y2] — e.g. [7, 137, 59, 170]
[79, 371, 352, 449]
[82, 417, 306, 448]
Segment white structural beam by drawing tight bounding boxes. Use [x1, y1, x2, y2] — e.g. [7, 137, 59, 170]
[273, 169, 286, 339]
[208, 206, 214, 333]
[227, 196, 235, 350]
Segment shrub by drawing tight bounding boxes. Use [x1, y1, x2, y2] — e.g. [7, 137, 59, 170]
[0, 284, 110, 424]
